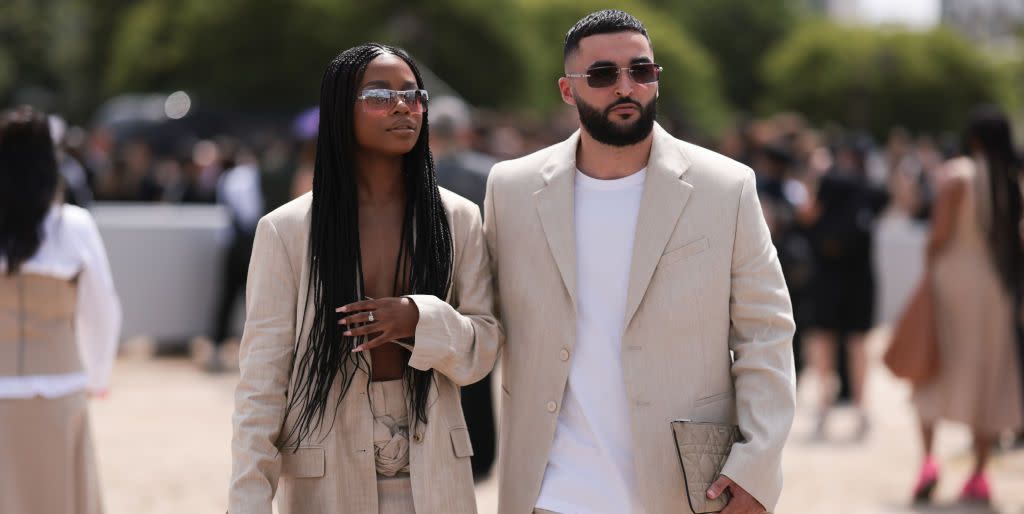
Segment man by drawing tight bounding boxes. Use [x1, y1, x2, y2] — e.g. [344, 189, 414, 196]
[485, 10, 796, 514]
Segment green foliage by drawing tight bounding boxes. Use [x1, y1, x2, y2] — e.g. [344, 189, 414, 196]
[761, 21, 1014, 138]
[103, 0, 525, 113]
[655, 0, 804, 112]
[3, 1, 1014, 139]
[0, 0, 95, 118]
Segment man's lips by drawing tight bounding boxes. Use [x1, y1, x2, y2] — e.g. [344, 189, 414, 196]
[609, 104, 640, 114]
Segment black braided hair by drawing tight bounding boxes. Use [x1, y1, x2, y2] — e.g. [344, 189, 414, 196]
[281, 43, 454, 448]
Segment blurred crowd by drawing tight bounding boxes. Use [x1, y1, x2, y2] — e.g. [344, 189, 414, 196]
[7, 95, 1024, 507]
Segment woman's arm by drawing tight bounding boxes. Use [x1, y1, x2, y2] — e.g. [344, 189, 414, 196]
[73, 209, 122, 396]
[229, 217, 298, 514]
[926, 160, 968, 263]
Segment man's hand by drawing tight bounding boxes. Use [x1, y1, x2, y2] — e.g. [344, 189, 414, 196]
[336, 297, 419, 352]
[707, 475, 766, 514]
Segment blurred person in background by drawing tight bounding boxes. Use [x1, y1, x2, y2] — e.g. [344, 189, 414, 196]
[910, 106, 1023, 505]
[802, 136, 888, 441]
[49, 116, 95, 207]
[0, 106, 122, 514]
[192, 143, 264, 372]
[429, 95, 497, 479]
[229, 44, 500, 514]
[430, 96, 496, 208]
[289, 138, 317, 200]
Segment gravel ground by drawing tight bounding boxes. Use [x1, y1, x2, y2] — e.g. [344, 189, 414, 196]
[90, 329, 1024, 513]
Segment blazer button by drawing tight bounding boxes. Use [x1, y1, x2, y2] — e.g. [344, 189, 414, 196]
[546, 401, 558, 413]
[559, 348, 570, 361]
[413, 432, 423, 443]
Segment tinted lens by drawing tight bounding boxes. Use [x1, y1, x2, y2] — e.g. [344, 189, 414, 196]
[586, 66, 620, 88]
[361, 90, 394, 113]
[399, 90, 428, 113]
[630, 63, 660, 84]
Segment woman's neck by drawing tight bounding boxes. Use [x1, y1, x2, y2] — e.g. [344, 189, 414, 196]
[355, 152, 406, 205]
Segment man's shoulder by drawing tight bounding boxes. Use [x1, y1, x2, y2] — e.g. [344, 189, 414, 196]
[488, 140, 567, 186]
[674, 138, 754, 186]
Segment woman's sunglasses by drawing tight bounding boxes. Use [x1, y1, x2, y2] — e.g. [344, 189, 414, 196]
[565, 63, 663, 89]
[357, 89, 429, 114]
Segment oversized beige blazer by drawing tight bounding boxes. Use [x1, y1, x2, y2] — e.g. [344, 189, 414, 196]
[485, 124, 796, 514]
[229, 189, 500, 514]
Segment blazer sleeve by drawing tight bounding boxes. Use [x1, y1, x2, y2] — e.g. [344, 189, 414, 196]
[719, 171, 797, 512]
[228, 216, 298, 514]
[405, 202, 502, 386]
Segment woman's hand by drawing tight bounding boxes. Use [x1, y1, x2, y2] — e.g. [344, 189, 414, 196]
[336, 297, 420, 352]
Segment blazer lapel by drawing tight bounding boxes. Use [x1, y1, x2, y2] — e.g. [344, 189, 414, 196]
[623, 124, 693, 327]
[534, 132, 581, 310]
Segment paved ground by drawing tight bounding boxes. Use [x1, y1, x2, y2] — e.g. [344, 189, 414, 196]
[90, 329, 1024, 514]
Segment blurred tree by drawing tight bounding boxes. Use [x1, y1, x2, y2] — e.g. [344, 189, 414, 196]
[761, 22, 1014, 138]
[653, 0, 805, 113]
[104, 0, 526, 113]
[102, 0, 729, 134]
[0, 0, 99, 120]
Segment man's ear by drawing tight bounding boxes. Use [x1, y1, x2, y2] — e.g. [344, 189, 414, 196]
[558, 77, 576, 107]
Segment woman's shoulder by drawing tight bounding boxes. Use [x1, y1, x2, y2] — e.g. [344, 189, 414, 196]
[261, 191, 312, 232]
[438, 187, 481, 228]
[55, 203, 99, 237]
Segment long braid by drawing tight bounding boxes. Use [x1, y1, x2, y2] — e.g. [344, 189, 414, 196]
[281, 44, 453, 448]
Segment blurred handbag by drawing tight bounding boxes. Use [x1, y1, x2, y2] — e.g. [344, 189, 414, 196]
[883, 273, 940, 387]
[670, 419, 743, 513]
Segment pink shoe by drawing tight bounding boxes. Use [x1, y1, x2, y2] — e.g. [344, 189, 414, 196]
[959, 473, 991, 504]
[912, 458, 939, 504]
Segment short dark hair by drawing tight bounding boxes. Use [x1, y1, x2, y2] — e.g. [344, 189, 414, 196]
[564, 9, 650, 61]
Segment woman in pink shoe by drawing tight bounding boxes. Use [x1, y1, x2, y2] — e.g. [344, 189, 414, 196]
[910, 105, 1024, 504]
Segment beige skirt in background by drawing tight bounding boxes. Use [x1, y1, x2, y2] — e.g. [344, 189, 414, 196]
[0, 391, 103, 514]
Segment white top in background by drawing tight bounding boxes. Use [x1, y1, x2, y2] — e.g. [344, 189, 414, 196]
[0, 204, 122, 398]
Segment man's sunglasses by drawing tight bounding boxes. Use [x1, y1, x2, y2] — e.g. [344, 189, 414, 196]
[357, 89, 429, 114]
[565, 63, 663, 89]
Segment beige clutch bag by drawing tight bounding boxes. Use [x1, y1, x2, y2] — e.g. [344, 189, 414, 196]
[671, 419, 742, 513]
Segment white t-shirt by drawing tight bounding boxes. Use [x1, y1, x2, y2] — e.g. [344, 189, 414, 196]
[535, 168, 647, 514]
[0, 204, 122, 398]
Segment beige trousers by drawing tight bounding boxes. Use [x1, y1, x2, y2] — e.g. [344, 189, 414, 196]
[0, 391, 103, 514]
[371, 379, 415, 513]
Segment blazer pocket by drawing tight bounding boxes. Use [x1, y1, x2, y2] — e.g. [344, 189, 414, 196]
[279, 446, 325, 478]
[449, 427, 475, 458]
[657, 237, 709, 269]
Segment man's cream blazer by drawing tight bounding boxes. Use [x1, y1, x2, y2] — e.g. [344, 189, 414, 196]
[486, 124, 796, 514]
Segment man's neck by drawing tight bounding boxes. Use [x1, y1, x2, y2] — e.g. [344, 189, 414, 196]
[575, 128, 653, 180]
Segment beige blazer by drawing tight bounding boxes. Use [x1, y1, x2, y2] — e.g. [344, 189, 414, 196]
[229, 189, 500, 514]
[486, 124, 796, 514]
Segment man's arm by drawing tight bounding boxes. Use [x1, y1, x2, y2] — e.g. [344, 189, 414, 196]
[718, 170, 797, 512]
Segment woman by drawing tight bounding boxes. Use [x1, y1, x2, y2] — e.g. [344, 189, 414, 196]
[911, 106, 1024, 504]
[803, 139, 888, 441]
[228, 44, 500, 514]
[0, 106, 122, 514]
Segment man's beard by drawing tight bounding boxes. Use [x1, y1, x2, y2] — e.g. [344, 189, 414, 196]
[575, 94, 657, 147]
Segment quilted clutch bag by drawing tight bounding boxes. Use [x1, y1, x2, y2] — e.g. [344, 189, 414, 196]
[670, 420, 743, 513]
